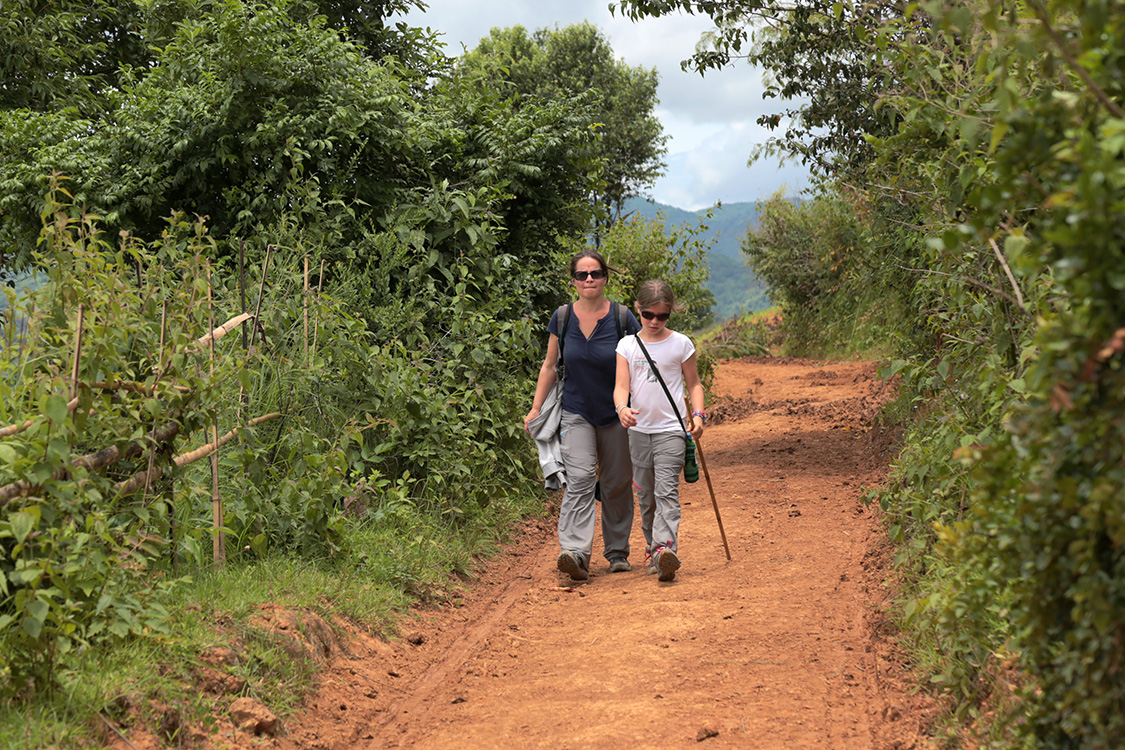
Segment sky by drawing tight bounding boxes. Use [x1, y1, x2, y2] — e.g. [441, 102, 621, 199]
[393, 0, 811, 211]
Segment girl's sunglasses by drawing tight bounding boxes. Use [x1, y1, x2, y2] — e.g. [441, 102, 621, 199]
[640, 310, 670, 321]
[572, 269, 607, 281]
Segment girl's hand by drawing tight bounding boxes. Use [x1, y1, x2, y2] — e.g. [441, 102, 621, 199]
[618, 406, 639, 429]
[690, 415, 704, 440]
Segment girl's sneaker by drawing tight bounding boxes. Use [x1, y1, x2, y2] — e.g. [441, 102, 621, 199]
[656, 548, 681, 582]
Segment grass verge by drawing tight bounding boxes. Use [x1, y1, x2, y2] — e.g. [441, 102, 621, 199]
[0, 491, 546, 749]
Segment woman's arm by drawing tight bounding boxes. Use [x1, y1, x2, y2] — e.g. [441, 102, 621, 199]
[523, 334, 560, 433]
[614, 353, 638, 428]
[682, 352, 705, 439]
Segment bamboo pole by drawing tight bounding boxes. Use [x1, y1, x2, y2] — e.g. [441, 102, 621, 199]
[311, 259, 325, 362]
[86, 380, 192, 395]
[238, 240, 248, 425]
[249, 246, 272, 349]
[239, 240, 248, 350]
[113, 412, 284, 496]
[1, 420, 182, 505]
[207, 266, 225, 565]
[303, 255, 310, 366]
[1, 380, 191, 440]
[157, 300, 168, 375]
[174, 412, 284, 467]
[166, 469, 176, 572]
[70, 304, 85, 400]
[192, 312, 254, 350]
[0, 397, 80, 438]
[18, 299, 32, 376]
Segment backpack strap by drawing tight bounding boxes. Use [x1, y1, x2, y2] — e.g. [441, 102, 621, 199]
[614, 301, 627, 340]
[555, 303, 572, 373]
[558, 301, 626, 366]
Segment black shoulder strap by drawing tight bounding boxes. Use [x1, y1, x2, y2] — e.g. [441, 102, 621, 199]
[634, 335, 688, 435]
[613, 301, 626, 340]
[556, 303, 572, 363]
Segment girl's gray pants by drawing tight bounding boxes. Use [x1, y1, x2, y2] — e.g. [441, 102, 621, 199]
[558, 410, 635, 568]
[628, 431, 686, 554]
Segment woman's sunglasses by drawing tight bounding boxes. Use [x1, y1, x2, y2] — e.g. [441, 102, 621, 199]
[640, 310, 671, 321]
[572, 269, 607, 281]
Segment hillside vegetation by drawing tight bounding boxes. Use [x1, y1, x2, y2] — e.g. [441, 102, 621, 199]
[624, 197, 771, 320]
[613, 0, 1125, 745]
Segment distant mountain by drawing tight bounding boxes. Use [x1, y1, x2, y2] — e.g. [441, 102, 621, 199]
[622, 197, 770, 320]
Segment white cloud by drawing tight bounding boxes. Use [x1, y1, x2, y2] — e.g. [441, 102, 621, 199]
[395, 0, 811, 210]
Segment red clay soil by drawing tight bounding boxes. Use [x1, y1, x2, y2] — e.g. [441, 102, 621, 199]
[119, 356, 939, 750]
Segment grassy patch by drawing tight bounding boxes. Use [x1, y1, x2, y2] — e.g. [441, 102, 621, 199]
[0, 490, 547, 749]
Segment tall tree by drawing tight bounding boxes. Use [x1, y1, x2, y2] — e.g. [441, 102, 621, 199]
[0, 0, 598, 282]
[458, 23, 668, 234]
[0, 0, 434, 118]
[610, 0, 910, 181]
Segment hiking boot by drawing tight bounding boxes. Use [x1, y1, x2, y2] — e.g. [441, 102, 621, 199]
[644, 549, 656, 575]
[557, 551, 589, 581]
[608, 557, 632, 573]
[656, 549, 681, 582]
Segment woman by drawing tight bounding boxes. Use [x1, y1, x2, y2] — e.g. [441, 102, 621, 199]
[613, 279, 705, 583]
[524, 250, 640, 580]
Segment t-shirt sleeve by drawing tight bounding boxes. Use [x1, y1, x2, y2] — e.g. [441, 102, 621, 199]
[615, 336, 631, 358]
[547, 308, 561, 338]
[682, 334, 696, 360]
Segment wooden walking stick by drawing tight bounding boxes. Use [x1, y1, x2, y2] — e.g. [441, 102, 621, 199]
[694, 437, 731, 561]
[683, 394, 731, 561]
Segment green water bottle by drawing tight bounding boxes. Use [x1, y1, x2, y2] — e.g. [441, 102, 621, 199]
[684, 435, 699, 483]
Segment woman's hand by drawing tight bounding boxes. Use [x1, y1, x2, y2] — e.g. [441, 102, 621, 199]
[524, 407, 540, 434]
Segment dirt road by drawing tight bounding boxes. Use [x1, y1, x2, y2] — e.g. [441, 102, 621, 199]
[277, 356, 934, 750]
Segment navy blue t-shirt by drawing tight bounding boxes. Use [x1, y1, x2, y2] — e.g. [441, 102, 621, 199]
[548, 303, 641, 428]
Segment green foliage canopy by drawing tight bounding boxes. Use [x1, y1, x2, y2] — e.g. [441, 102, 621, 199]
[617, 0, 1125, 745]
[598, 212, 715, 332]
[610, 0, 906, 180]
[457, 22, 669, 232]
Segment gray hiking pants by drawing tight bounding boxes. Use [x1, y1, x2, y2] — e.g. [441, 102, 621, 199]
[558, 410, 635, 568]
[629, 431, 686, 555]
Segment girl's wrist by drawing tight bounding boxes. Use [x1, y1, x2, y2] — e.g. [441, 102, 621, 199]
[692, 410, 707, 423]
[615, 403, 628, 413]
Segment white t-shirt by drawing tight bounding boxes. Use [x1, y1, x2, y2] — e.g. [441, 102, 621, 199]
[616, 331, 696, 434]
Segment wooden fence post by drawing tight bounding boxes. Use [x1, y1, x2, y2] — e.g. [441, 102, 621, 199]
[249, 246, 271, 350]
[303, 255, 310, 366]
[207, 265, 225, 566]
[70, 304, 85, 400]
[312, 259, 325, 362]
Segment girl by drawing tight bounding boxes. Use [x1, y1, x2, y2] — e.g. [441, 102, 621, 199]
[613, 280, 705, 582]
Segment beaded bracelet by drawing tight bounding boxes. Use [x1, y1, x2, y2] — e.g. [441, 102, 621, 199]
[692, 410, 707, 422]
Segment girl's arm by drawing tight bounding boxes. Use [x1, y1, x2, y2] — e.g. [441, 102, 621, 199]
[523, 334, 560, 433]
[682, 352, 705, 439]
[614, 353, 638, 428]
